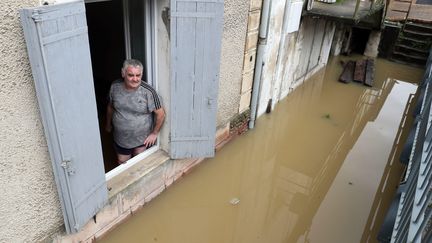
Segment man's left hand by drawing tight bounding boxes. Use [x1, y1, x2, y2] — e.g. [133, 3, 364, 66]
[143, 133, 158, 147]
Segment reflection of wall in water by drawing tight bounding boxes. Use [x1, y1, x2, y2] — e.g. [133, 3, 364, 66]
[233, 61, 400, 242]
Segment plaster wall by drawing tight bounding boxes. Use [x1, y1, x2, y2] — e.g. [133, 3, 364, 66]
[217, 0, 250, 126]
[0, 1, 64, 242]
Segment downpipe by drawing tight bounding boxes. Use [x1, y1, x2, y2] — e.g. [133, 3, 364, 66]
[249, 0, 272, 129]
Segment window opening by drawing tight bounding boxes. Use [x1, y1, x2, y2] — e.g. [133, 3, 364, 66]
[86, 0, 156, 174]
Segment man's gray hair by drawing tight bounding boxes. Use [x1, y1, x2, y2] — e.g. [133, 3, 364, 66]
[122, 59, 143, 74]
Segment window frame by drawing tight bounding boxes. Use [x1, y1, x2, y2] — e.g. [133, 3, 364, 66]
[85, 0, 160, 178]
[85, 0, 160, 179]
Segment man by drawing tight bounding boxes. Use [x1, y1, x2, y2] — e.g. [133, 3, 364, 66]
[105, 59, 165, 164]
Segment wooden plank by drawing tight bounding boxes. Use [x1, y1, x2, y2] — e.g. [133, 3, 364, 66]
[339, 61, 355, 83]
[364, 58, 375, 87]
[385, 9, 408, 21]
[354, 59, 366, 83]
[408, 4, 432, 23]
[389, 1, 410, 12]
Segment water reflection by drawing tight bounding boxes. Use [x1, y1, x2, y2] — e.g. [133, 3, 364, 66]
[99, 57, 423, 243]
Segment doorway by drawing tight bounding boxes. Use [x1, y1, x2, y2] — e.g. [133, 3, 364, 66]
[85, 0, 154, 173]
[350, 27, 371, 55]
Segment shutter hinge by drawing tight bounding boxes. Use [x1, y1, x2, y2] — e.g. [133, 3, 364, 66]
[31, 10, 43, 22]
[61, 159, 75, 176]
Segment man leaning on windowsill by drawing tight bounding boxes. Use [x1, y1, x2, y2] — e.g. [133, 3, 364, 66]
[105, 59, 165, 164]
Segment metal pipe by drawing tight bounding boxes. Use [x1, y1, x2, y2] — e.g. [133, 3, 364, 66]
[249, 0, 271, 129]
[258, 0, 271, 39]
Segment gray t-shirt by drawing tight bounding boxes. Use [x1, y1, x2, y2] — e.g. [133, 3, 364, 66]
[109, 79, 162, 148]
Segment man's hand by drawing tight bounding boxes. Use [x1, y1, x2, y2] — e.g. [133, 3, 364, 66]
[143, 133, 158, 147]
[143, 108, 165, 148]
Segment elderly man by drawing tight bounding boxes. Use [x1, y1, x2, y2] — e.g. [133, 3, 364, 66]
[105, 59, 165, 164]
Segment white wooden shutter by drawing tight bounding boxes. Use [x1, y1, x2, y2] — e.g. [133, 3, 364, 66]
[20, 1, 107, 233]
[170, 0, 224, 158]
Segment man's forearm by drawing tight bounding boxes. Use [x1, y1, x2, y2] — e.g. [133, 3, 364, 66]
[152, 108, 165, 134]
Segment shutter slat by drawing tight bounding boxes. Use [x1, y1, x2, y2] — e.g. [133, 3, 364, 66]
[171, 12, 216, 18]
[42, 26, 87, 45]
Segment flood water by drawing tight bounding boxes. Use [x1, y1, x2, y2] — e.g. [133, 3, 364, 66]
[99, 56, 424, 243]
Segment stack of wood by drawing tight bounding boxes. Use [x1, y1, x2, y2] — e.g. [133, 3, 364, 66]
[339, 58, 375, 87]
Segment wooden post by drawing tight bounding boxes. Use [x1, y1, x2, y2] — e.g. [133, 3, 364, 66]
[354, 59, 366, 83]
[364, 58, 375, 87]
[339, 61, 355, 83]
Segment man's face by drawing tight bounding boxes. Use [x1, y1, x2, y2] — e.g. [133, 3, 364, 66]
[123, 66, 142, 90]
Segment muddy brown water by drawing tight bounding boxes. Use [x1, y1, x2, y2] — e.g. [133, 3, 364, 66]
[99, 56, 424, 243]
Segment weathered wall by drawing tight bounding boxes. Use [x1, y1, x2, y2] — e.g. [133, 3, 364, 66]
[330, 23, 345, 57]
[216, 0, 250, 126]
[238, 0, 261, 114]
[257, 13, 336, 117]
[257, 0, 287, 116]
[0, 1, 64, 242]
